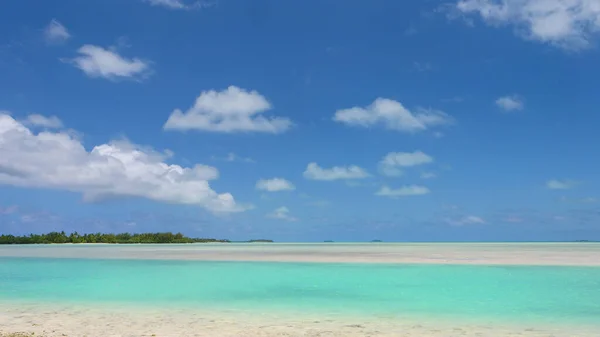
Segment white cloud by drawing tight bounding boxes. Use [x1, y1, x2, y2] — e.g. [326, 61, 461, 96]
[303, 162, 370, 181]
[378, 151, 434, 177]
[455, 0, 600, 50]
[22, 114, 63, 129]
[44, 19, 70, 44]
[266, 206, 298, 221]
[68, 45, 150, 80]
[0, 112, 247, 213]
[375, 185, 430, 197]
[144, 0, 213, 10]
[496, 95, 524, 111]
[547, 179, 577, 189]
[333, 98, 453, 133]
[420, 172, 437, 179]
[445, 215, 486, 226]
[256, 178, 295, 192]
[164, 86, 292, 133]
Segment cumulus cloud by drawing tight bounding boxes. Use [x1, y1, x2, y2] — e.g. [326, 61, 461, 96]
[378, 151, 434, 177]
[445, 215, 486, 226]
[164, 86, 292, 134]
[547, 179, 578, 189]
[454, 0, 600, 50]
[333, 98, 453, 133]
[144, 0, 213, 10]
[303, 162, 370, 181]
[22, 114, 63, 129]
[256, 178, 295, 192]
[375, 185, 430, 197]
[266, 206, 298, 221]
[67, 45, 151, 80]
[0, 112, 246, 213]
[496, 95, 524, 111]
[44, 19, 70, 44]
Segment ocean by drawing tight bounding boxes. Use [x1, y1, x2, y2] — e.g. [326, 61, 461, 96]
[1, 243, 600, 336]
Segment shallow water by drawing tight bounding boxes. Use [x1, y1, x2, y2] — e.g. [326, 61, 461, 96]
[2, 256, 600, 328]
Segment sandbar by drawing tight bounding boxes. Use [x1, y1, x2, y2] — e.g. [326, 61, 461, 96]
[1, 242, 600, 266]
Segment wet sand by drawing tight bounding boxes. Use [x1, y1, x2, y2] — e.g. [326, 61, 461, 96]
[1, 242, 600, 266]
[1, 302, 598, 337]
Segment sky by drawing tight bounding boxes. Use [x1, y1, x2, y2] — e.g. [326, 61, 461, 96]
[1, 0, 599, 242]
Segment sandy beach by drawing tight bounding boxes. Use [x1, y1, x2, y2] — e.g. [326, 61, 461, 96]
[1, 302, 598, 337]
[1, 242, 600, 266]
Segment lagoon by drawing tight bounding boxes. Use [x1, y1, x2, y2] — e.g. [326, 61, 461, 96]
[1, 243, 600, 336]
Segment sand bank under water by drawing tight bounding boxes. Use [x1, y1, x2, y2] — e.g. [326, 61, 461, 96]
[2, 242, 600, 266]
[1, 303, 598, 337]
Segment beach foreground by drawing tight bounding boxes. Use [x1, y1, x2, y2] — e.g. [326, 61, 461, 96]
[1, 302, 598, 337]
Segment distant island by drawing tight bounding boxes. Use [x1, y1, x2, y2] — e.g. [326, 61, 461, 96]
[0, 232, 272, 244]
[371, 239, 383, 242]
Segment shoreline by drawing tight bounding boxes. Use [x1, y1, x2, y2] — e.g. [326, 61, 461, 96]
[2, 242, 600, 266]
[2, 301, 599, 337]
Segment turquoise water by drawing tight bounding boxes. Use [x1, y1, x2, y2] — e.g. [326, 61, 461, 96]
[1, 257, 600, 326]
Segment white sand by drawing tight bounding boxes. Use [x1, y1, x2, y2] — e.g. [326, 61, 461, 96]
[1, 242, 600, 266]
[1, 302, 598, 337]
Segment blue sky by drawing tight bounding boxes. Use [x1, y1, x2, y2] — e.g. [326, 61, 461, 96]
[1, 0, 599, 241]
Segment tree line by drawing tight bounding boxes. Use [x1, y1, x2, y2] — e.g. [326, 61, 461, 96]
[0, 231, 232, 244]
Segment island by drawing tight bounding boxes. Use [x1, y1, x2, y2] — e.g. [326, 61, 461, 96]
[0, 232, 272, 244]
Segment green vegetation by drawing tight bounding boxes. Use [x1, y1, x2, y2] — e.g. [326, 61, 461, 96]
[0, 231, 230, 244]
[248, 239, 274, 243]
